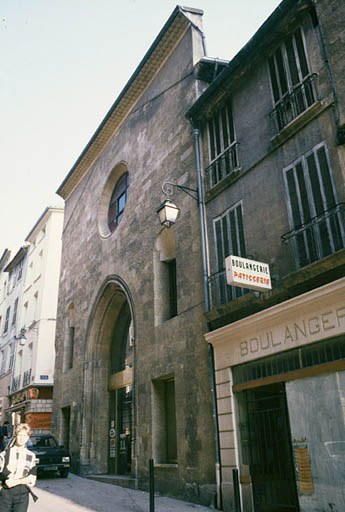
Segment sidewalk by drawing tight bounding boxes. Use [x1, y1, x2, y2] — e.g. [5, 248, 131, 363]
[29, 473, 214, 512]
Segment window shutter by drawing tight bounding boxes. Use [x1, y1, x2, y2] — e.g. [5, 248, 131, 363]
[215, 219, 224, 271]
[294, 28, 309, 78]
[284, 143, 342, 266]
[317, 145, 336, 208]
[214, 202, 246, 270]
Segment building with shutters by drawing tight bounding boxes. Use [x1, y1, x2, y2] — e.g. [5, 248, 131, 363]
[2, 207, 64, 432]
[0, 247, 28, 426]
[187, 0, 345, 510]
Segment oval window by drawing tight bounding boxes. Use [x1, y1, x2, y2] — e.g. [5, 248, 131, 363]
[108, 172, 129, 232]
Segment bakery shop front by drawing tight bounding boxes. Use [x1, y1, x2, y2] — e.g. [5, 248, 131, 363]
[206, 277, 345, 512]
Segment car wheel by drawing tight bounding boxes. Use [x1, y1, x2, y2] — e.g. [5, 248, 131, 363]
[59, 469, 69, 478]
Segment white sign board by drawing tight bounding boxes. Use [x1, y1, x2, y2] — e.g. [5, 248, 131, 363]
[225, 255, 272, 291]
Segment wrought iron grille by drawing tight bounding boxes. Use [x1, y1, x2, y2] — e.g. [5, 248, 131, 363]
[208, 269, 248, 308]
[281, 203, 345, 270]
[205, 143, 240, 192]
[233, 335, 345, 387]
[11, 375, 21, 393]
[270, 73, 318, 131]
[23, 369, 32, 387]
[244, 384, 299, 511]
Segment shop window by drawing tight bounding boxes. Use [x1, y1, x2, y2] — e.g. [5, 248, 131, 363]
[152, 376, 177, 464]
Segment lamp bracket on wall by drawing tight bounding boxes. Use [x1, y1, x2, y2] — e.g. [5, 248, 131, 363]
[162, 181, 198, 202]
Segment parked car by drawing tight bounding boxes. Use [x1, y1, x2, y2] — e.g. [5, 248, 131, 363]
[27, 434, 71, 478]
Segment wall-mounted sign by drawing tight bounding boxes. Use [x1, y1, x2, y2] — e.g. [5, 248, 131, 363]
[10, 392, 26, 406]
[29, 388, 39, 399]
[225, 255, 272, 291]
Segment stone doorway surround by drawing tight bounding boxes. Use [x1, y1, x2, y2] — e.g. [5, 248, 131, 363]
[79, 276, 136, 477]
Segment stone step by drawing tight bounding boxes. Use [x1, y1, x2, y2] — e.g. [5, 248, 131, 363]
[85, 474, 137, 490]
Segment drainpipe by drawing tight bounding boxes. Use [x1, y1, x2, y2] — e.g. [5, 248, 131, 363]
[208, 343, 222, 510]
[192, 127, 210, 312]
[191, 124, 222, 509]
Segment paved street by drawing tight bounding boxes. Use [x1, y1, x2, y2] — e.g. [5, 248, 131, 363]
[28, 473, 213, 512]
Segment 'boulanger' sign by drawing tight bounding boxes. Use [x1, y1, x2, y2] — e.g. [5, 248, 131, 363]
[225, 255, 272, 291]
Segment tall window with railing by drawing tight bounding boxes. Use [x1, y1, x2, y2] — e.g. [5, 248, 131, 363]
[209, 201, 247, 307]
[11, 298, 18, 328]
[282, 142, 345, 269]
[206, 100, 239, 191]
[3, 307, 10, 334]
[269, 27, 317, 131]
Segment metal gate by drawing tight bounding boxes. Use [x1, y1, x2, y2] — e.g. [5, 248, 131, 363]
[244, 383, 299, 512]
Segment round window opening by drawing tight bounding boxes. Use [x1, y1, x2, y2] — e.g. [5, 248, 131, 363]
[108, 171, 129, 232]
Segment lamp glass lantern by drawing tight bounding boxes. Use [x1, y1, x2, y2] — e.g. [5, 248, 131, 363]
[156, 199, 180, 228]
[16, 328, 27, 346]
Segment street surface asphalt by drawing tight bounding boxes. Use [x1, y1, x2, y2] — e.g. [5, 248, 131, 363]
[28, 473, 213, 512]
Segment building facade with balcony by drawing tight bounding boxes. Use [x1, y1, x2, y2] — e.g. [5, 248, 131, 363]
[0, 247, 28, 426]
[187, 0, 345, 510]
[52, 7, 217, 507]
[6, 207, 64, 432]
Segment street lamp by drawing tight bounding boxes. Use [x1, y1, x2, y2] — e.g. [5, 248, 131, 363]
[156, 199, 180, 228]
[156, 181, 198, 228]
[15, 328, 27, 346]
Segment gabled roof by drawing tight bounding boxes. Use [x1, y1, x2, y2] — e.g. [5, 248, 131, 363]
[57, 5, 204, 200]
[4, 246, 27, 273]
[0, 249, 11, 273]
[25, 206, 64, 242]
[186, 0, 310, 121]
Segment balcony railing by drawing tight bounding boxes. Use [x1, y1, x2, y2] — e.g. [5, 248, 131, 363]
[11, 375, 21, 393]
[208, 206, 345, 310]
[281, 203, 345, 271]
[205, 143, 240, 192]
[23, 369, 32, 387]
[270, 74, 318, 132]
[208, 269, 248, 309]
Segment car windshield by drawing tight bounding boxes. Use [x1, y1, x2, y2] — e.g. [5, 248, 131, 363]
[28, 436, 58, 448]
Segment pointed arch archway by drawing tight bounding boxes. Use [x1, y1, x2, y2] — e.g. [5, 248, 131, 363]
[79, 276, 136, 476]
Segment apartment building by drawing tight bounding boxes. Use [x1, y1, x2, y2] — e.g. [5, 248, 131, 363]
[187, 0, 345, 510]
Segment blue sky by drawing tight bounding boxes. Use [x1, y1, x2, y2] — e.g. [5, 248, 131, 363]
[0, 0, 281, 257]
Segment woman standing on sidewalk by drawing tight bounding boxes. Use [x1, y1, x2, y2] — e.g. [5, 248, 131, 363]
[0, 423, 37, 511]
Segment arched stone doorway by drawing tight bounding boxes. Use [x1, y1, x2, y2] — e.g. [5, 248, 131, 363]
[80, 276, 135, 477]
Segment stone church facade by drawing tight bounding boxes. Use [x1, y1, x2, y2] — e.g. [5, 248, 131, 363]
[52, 6, 216, 506]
